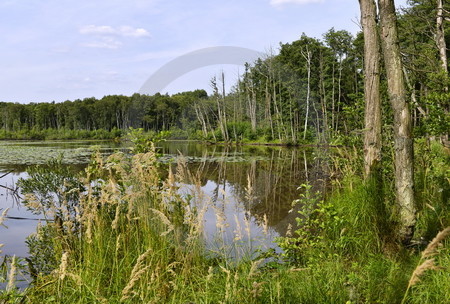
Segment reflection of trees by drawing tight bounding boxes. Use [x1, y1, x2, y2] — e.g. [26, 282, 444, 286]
[167, 144, 330, 236]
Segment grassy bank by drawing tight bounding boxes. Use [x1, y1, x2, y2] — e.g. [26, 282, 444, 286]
[1, 140, 449, 303]
[0, 128, 123, 141]
[0, 126, 330, 147]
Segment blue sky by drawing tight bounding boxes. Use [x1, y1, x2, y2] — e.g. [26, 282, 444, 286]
[0, 0, 406, 103]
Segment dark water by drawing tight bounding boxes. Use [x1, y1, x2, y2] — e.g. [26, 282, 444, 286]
[0, 140, 330, 260]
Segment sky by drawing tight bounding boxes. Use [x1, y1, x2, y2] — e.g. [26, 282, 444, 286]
[0, 0, 407, 103]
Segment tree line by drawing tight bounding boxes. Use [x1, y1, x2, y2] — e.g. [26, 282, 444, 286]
[0, 0, 447, 144]
[0, 91, 204, 138]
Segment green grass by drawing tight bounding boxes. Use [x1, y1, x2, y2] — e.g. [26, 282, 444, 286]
[1, 140, 449, 303]
[0, 128, 122, 140]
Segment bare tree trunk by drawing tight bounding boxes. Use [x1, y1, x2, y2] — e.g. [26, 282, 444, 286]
[212, 75, 228, 142]
[360, 0, 382, 177]
[436, 0, 448, 73]
[220, 71, 229, 141]
[436, 0, 449, 144]
[278, 85, 289, 140]
[379, 0, 416, 244]
[331, 62, 336, 134]
[250, 88, 257, 132]
[289, 95, 296, 142]
[336, 57, 343, 132]
[273, 82, 283, 141]
[194, 103, 208, 138]
[302, 47, 312, 140]
[246, 77, 257, 133]
[265, 80, 274, 137]
[205, 106, 217, 142]
[312, 95, 321, 141]
[319, 53, 329, 142]
[233, 77, 241, 142]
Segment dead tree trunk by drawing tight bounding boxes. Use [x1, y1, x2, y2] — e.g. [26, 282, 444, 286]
[360, 0, 382, 177]
[379, 0, 416, 244]
[436, 0, 448, 73]
[302, 46, 312, 140]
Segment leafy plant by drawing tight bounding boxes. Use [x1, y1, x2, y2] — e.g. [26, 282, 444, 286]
[17, 157, 84, 219]
[127, 127, 170, 153]
[277, 184, 343, 265]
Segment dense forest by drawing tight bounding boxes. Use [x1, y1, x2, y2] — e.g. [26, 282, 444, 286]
[1, 0, 448, 143]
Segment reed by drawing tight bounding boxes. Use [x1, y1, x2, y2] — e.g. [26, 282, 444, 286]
[9, 141, 448, 303]
[0, 208, 9, 227]
[6, 255, 17, 292]
[401, 227, 450, 304]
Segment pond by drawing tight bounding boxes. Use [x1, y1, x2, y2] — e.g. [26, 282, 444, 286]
[0, 140, 331, 262]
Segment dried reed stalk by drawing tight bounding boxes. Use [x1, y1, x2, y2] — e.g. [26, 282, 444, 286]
[407, 259, 439, 288]
[421, 227, 450, 259]
[121, 265, 151, 301]
[0, 208, 9, 226]
[58, 252, 69, 280]
[121, 248, 152, 301]
[149, 208, 174, 236]
[248, 259, 264, 279]
[6, 255, 17, 292]
[401, 227, 450, 304]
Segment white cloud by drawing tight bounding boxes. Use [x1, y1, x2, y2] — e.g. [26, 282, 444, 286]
[270, 0, 323, 6]
[79, 25, 150, 49]
[80, 25, 116, 35]
[79, 25, 150, 38]
[118, 26, 151, 38]
[81, 37, 122, 49]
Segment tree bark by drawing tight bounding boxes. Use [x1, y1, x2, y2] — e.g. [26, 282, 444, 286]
[436, 0, 448, 73]
[319, 51, 329, 142]
[360, 0, 382, 177]
[245, 73, 257, 133]
[378, 0, 416, 244]
[302, 46, 312, 140]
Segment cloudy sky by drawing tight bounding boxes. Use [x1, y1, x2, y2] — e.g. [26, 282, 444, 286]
[0, 0, 406, 103]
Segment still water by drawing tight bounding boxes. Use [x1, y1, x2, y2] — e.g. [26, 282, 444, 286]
[0, 140, 330, 260]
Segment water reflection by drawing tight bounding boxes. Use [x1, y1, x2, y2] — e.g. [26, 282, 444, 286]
[158, 142, 330, 237]
[0, 172, 35, 257]
[1, 141, 331, 260]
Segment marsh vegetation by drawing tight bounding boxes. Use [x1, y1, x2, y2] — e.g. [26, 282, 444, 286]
[0, 137, 448, 303]
[1, 0, 449, 302]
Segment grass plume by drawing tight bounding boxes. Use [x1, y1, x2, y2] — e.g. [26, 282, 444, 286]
[402, 227, 450, 304]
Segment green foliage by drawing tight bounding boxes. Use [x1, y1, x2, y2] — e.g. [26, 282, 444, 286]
[1, 0, 449, 298]
[19, 148, 283, 303]
[0, 256, 28, 303]
[414, 139, 450, 239]
[0, 1, 448, 145]
[277, 184, 343, 265]
[421, 89, 450, 136]
[127, 127, 170, 153]
[278, 178, 392, 267]
[0, 128, 123, 140]
[330, 132, 362, 147]
[17, 157, 84, 218]
[26, 224, 59, 277]
[0, 141, 447, 302]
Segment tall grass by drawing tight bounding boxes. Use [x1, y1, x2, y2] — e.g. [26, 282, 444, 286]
[20, 150, 278, 303]
[1, 140, 448, 303]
